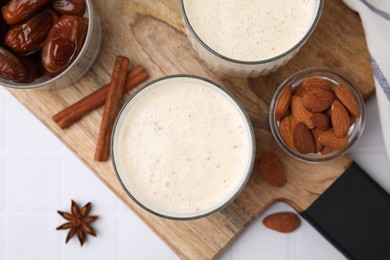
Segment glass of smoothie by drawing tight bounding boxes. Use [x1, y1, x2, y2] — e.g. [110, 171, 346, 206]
[181, 0, 324, 77]
[111, 75, 256, 220]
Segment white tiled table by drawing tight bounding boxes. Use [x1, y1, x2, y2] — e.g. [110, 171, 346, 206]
[1, 86, 389, 260]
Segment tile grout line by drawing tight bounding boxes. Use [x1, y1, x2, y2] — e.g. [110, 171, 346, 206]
[3, 154, 9, 260]
[3, 92, 10, 260]
[59, 153, 65, 260]
[0, 150, 67, 156]
[288, 233, 292, 260]
[0, 119, 4, 260]
[4, 90, 10, 153]
[293, 231, 298, 260]
[1, 187, 3, 260]
[0, 91, 4, 153]
[118, 201, 123, 260]
[117, 210, 121, 260]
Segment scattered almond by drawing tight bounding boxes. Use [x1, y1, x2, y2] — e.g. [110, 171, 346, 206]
[312, 113, 331, 131]
[278, 116, 298, 152]
[263, 212, 301, 233]
[258, 152, 286, 187]
[318, 129, 349, 150]
[275, 85, 293, 121]
[331, 100, 350, 137]
[291, 96, 314, 129]
[293, 122, 316, 154]
[302, 88, 335, 113]
[334, 84, 360, 117]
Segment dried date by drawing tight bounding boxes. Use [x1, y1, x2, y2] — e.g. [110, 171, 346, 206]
[2, 0, 50, 25]
[1, 0, 10, 7]
[52, 0, 86, 16]
[0, 46, 27, 82]
[0, 14, 8, 42]
[42, 15, 88, 74]
[20, 56, 48, 83]
[4, 9, 59, 56]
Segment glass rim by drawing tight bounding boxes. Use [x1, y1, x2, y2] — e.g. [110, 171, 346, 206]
[111, 74, 256, 220]
[180, 0, 324, 66]
[0, 0, 95, 89]
[269, 67, 366, 163]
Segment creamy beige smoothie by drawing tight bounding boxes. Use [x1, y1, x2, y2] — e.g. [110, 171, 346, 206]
[112, 76, 255, 218]
[184, 0, 319, 62]
[181, 0, 322, 77]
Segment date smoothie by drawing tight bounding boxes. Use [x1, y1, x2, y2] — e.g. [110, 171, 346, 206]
[181, 0, 322, 76]
[183, 0, 319, 62]
[112, 76, 255, 219]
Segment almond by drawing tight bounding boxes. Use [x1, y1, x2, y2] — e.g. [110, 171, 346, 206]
[312, 128, 324, 153]
[326, 107, 332, 117]
[334, 84, 360, 117]
[331, 100, 350, 137]
[303, 77, 331, 92]
[321, 146, 333, 155]
[293, 122, 316, 154]
[349, 114, 357, 127]
[258, 152, 286, 187]
[263, 212, 301, 233]
[294, 83, 307, 97]
[318, 129, 349, 150]
[312, 113, 331, 131]
[278, 116, 298, 152]
[275, 85, 292, 121]
[291, 96, 314, 129]
[302, 88, 335, 113]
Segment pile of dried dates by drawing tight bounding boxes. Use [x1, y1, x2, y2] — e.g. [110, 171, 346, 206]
[0, 0, 88, 83]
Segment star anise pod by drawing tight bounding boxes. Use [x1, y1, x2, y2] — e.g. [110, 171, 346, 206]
[56, 200, 98, 246]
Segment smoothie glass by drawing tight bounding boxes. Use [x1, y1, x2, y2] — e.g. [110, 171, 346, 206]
[181, 0, 324, 77]
[111, 75, 256, 220]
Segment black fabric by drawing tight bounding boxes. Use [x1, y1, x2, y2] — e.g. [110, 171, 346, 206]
[301, 163, 390, 260]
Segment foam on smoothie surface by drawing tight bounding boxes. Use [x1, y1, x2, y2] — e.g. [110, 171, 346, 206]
[185, 0, 318, 61]
[114, 77, 253, 216]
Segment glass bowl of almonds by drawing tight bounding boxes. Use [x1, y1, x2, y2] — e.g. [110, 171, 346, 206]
[269, 67, 365, 163]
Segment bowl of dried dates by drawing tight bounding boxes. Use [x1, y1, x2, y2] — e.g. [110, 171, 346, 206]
[269, 67, 366, 163]
[0, 0, 102, 89]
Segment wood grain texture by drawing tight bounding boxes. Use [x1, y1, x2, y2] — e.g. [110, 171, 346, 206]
[5, 0, 374, 259]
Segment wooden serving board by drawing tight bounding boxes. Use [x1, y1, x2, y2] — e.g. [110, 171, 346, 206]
[6, 0, 375, 259]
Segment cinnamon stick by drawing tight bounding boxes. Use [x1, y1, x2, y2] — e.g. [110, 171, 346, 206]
[53, 65, 149, 129]
[94, 56, 129, 162]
